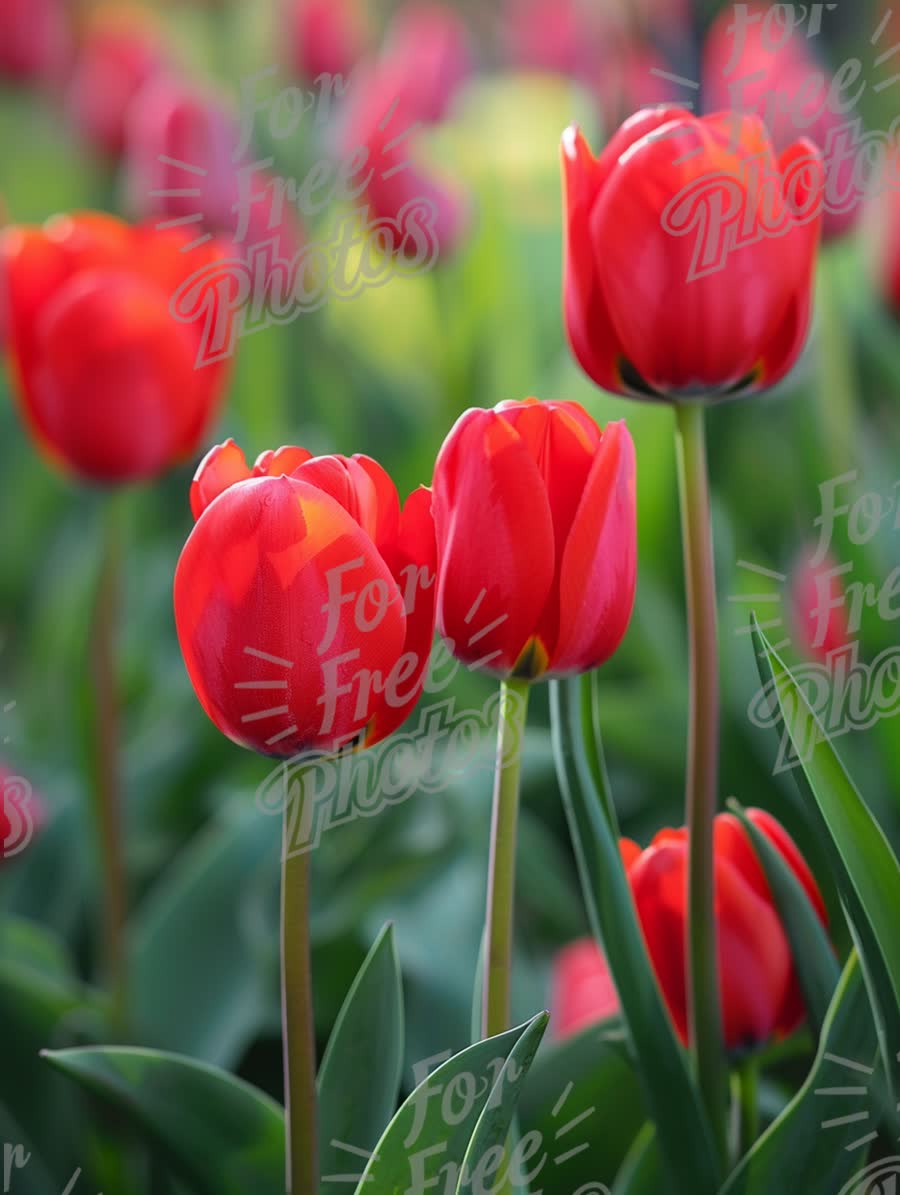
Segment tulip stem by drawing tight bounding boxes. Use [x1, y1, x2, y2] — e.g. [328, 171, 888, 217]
[89, 496, 128, 1027]
[737, 1055, 760, 1156]
[674, 401, 728, 1158]
[281, 782, 318, 1195]
[483, 678, 531, 1039]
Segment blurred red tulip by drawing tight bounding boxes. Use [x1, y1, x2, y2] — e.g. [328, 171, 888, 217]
[703, 4, 863, 240]
[175, 441, 437, 757]
[0, 0, 70, 83]
[874, 151, 900, 317]
[66, 10, 167, 158]
[0, 769, 46, 861]
[790, 547, 851, 663]
[502, 0, 607, 83]
[553, 810, 827, 1047]
[285, 0, 367, 83]
[562, 109, 824, 400]
[338, 58, 468, 259]
[551, 938, 620, 1037]
[382, 2, 471, 123]
[0, 212, 233, 483]
[432, 399, 636, 680]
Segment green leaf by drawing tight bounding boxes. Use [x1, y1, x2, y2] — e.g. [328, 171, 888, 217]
[550, 677, 721, 1195]
[752, 618, 900, 1087]
[727, 800, 840, 1037]
[318, 924, 404, 1194]
[130, 804, 279, 1067]
[518, 1018, 645, 1192]
[720, 952, 877, 1194]
[353, 1013, 549, 1194]
[613, 1124, 660, 1194]
[42, 1046, 285, 1195]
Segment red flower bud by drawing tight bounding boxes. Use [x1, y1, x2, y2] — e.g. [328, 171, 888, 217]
[432, 398, 636, 680]
[553, 811, 828, 1047]
[285, 0, 367, 83]
[0, 0, 70, 83]
[174, 441, 437, 757]
[0, 213, 233, 484]
[789, 547, 851, 664]
[382, 2, 471, 123]
[66, 10, 167, 159]
[561, 110, 824, 401]
[551, 938, 620, 1038]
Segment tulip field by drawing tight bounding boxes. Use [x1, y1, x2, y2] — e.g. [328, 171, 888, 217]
[2, 0, 900, 1192]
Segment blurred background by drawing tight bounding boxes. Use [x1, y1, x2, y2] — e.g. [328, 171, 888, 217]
[0, 0, 899, 1189]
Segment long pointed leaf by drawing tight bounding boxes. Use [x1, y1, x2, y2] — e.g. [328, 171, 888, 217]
[317, 923, 404, 1194]
[550, 678, 720, 1194]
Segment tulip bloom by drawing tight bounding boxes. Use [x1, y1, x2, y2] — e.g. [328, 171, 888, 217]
[432, 399, 636, 680]
[562, 109, 824, 401]
[174, 441, 437, 758]
[551, 938, 620, 1038]
[0, 0, 69, 82]
[0, 213, 233, 483]
[285, 0, 367, 83]
[790, 548, 851, 664]
[383, 2, 471, 123]
[553, 811, 827, 1048]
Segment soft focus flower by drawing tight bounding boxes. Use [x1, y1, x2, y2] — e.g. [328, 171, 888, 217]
[0, 0, 70, 83]
[551, 938, 620, 1037]
[562, 109, 824, 401]
[338, 58, 469, 259]
[66, 9, 167, 158]
[790, 547, 851, 663]
[502, 0, 609, 83]
[285, 0, 367, 83]
[0, 212, 233, 483]
[703, 4, 862, 240]
[553, 811, 828, 1047]
[0, 769, 46, 861]
[382, 2, 471, 123]
[174, 441, 437, 757]
[432, 398, 636, 680]
[872, 151, 900, 317]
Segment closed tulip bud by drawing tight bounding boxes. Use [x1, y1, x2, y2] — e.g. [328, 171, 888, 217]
[66, 9, 167, 158]
[552, 811, 827, 1046]
[562, 110, 824, 401]
[0, 0, 70, 83]
[174, 441, 437, 757]
[285, 0, 367, 83]
[0, 213, 233, 484]
[789, 547, 851, 664]
[432, 398, 636, 680]
[703, 4, 861, 241]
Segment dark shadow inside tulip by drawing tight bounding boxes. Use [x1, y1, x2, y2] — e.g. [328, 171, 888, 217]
[618, 356, 764, 403]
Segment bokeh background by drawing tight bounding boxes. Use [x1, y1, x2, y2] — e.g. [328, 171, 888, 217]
[1, 0, 899, 1188]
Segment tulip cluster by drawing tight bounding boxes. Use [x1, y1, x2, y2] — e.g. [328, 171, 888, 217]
[553, 810, 828, 1049]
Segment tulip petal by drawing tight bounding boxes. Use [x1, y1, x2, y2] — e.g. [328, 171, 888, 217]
[550, 421, 636, 674]
[432, 408, 555, 675]
[191, 439, 254, 519]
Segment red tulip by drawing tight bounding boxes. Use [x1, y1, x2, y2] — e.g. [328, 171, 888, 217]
[174, 441, 437, 757]
[66, 11, 167, 158]
[0, 769, 46, 861]
[790, 547, 851, 663]
[0, 212, 233, 484]
[703, 4, 862, 240]
[551, 938, 619, 1038]
[285, 0, 367, 83]
[0, 0, 69, 83]
[874, 152, 900, 317]
[338, 57, 469, 260]
[553, 810, 827, 1047]
[502, 0, 612, 84]
[382, 2, 471, 123]
[431, 398, 636, 680]
[562, 109, 824, 400]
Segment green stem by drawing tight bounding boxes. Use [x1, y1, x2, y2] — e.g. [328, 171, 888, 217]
[282, 785, 318, 1195]
[817, 248, 859, 478]
[737, 1055, 759, 1157]
[674, 401, 727, 1160]
[578, 671, 619, 837]
[90, 498, 128, 1027]
[482, 678, 531, 1039]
